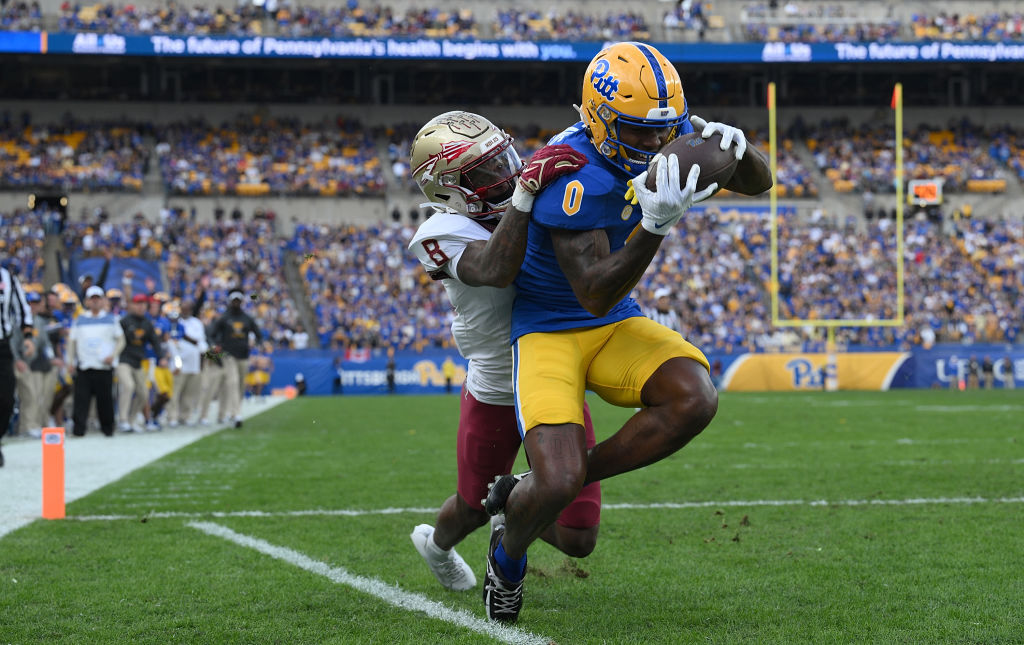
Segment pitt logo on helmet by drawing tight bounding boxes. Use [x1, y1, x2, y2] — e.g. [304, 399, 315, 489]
[580, 42, 688, 174]
[590, 59, 620, 101]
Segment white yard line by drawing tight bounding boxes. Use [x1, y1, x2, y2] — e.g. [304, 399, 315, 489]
[0, 397, 286, 539]
[188, 521, 550, 645]
[67, 495, 1024, 522]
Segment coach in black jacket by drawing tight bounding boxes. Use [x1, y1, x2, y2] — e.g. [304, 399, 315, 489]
[117, 294, 164, 432]
[209, 291, 261, 428]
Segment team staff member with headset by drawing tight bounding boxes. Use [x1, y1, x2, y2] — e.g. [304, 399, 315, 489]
[209, 291, 261, 428]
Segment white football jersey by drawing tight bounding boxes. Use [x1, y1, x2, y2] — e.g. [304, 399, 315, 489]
[409, 212, 515, 406]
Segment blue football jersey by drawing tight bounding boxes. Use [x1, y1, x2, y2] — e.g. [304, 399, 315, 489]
[510, 121, 693, 342]
[146, 314, 172, 359]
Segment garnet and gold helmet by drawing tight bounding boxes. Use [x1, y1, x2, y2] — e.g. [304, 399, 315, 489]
[580, 42, 688, 174]
[410, 111, 522, 219]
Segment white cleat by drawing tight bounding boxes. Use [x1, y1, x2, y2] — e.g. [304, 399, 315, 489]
[410, 524, 476, 591]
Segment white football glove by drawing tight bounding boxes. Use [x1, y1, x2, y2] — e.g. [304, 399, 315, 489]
[630, 153, 718, 236]
[690, 115, 747, 160]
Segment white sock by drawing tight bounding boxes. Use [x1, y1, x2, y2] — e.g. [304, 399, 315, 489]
[425, 532, 451, 562]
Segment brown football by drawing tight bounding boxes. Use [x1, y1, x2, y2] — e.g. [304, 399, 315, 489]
[644, 132, 739, 194]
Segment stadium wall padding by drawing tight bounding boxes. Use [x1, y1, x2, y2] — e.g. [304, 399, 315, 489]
[71, 255, 164, 297]
[267, 345, 1023, 395]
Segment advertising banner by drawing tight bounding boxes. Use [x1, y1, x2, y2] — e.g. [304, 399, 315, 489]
[890, 345, 1023, 389]
[721, 352, 911, 391]
[5, 31, 1024, 64]
[266, 345, 1020, 395]
[268, 348, 466, 396]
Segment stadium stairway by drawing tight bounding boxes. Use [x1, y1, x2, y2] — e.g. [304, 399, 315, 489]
[282, 249, 321, 349]
[791, 139, 863, 228]
[142, 136, 163, 195]
[42, 232, 64, 287]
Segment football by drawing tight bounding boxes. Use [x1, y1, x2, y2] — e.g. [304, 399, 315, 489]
[644, 131, 739, 194]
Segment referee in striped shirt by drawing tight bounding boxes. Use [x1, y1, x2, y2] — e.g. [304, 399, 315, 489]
[1, 265, 34, 467]
[645, 287, 682, 335]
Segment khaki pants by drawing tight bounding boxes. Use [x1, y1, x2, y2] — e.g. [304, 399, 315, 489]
[168, 371, 202, 424]
[198, 362, 226, 422]
[15, 369, 46, 433]
[116, 363, 148, 427]
[221, 355, 249, 421]
[40, 369, 58, 426]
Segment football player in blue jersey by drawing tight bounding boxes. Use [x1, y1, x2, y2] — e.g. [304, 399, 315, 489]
[480, 41, 771, 622]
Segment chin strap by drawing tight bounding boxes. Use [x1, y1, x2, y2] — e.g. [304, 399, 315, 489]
[418, 201, 460, 214]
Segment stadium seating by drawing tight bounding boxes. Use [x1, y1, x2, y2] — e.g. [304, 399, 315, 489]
[8, 200, 1021, 353]
[7, 0, 1019, 43]
[0, 116, 148, 192]
[3, 113, 1024, 203]
[60, 213, 305, 347]
[0, 208, 48, 287]
[155, 114, 385, 197]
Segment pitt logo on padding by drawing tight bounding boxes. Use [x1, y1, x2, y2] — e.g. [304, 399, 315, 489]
[590, 59, 619, 101]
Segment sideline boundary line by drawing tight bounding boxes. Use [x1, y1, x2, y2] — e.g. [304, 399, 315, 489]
[70, 496, 1024, 522]
[188, 521, 549, 645]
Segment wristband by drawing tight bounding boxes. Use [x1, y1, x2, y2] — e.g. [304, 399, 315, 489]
[510, 183, 535, 212]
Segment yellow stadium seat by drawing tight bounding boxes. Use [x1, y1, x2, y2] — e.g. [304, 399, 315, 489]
[966, 179, 1006, 193]
[236, 183, 271, 196]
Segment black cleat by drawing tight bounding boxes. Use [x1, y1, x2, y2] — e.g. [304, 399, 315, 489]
[482, 471, 531, 516]
[483, 526, 524, 623]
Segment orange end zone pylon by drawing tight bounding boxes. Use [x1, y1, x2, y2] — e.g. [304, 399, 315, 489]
[42, 427, 65, 519]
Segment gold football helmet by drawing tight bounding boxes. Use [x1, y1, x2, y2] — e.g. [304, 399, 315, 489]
[410, 111, 522, 218]
[580, 42, 688, 174]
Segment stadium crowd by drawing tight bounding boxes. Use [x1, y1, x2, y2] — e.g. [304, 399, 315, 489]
[56, 1, 264, 35]
[0, 1, 42, 31]
[493, 9, 650, 41]
[807, 119, 1010, 194]
[741, 2, 900, 42]
[0, 114, 149, 192]
[155, 114, 384, 197]
[282, 210, 1022, 353]
[3, 0, 1020, 44]
[0, 208, 47, 286]
[59, 209, 303, 348]
[654, 207, 1023, 351]
[0, 197, 1020, 438]
[740, 2, 1023, 42]
[2, 213, 284, 440]
[0, 115, 881, 198]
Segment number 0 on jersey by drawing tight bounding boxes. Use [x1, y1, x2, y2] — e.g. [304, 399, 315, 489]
[562, 180, 584, 216]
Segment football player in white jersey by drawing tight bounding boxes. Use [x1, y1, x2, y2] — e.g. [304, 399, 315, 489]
[407, 111, 600, 593]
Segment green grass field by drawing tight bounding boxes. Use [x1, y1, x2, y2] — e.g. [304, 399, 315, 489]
[2, 390, 1022, 644]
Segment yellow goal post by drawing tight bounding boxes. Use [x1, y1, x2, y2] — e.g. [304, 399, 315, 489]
[767, 81, 906, 352]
